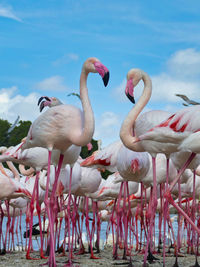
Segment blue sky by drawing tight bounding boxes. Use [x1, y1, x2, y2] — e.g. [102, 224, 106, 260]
[0, 0, 200, 147]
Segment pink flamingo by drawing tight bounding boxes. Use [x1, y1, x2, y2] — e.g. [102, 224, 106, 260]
[81, 140, 123, 172]
[38, 96, 63, 112]
[119, 68, 173, 266]
[21, 57, 109, 266]
[134, 105, 200, 232]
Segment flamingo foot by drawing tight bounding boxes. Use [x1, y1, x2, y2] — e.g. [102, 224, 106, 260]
[75, 247, 85, 255]
[58, 252, 66, 257]
[127, 259, 135, 267]
[0, 248, 6, 255]
[90, 254, 100, 259]
[26, 254, 40, 260]
[40, 253, 48, 260]
[113, 254, 120, 260]
[172, 257, 179, 267]
[39, 261, 57, 267]
[190, 258, 200, 267]
[147, 250, 159, 263]
[40, 259, 58, 267]
[62, 260, 76, 267]
[122, 249, 127, 260]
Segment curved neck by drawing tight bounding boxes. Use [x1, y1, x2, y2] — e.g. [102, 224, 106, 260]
[19, 164, 35, 177]
[71, 68, 95, 147]
[6, 161, 20, 181]
[120, 71, 152, 151]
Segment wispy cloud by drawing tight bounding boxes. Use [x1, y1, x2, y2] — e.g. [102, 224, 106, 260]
[52, 53, 79, 67]
[95, 111, 120, 145]
[167, 48, 200, 79]
[0, 87, 40, 122]
[35, 76, 69, 92]
[0, 5, 22, 22]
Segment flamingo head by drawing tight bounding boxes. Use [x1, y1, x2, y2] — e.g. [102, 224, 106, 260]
[38, 96, 63, 112]
[84, 57, 110, 87]
[125, 68, 143, 104]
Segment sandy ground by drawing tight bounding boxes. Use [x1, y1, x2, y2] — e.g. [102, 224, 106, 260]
[0, 247, 197, 267]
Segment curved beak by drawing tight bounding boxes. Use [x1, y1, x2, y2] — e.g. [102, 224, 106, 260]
[94, 61, 110, 87]
[125, 79, 135, 104]
[127, 93, 135, 104]
[37, 96, 51, 106]
[39, 101, 46, 112]
[103, 71, 110, 87]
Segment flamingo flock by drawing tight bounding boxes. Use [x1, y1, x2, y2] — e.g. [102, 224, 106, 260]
[0, 58, 200, 267]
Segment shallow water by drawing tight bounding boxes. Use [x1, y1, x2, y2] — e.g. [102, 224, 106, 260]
[0, 212, 197, 267]
[1, 213, 181, 250]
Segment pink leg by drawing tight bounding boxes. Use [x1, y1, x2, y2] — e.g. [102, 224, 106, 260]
[66, 166, 73, 265]
[26, 177, 40, 260]
[95, 202, 101, 253]
[113, 182, 124, 260]
[0, 205, 5, 253]
[4, 200, 11, 252]
[165, 153, 200, 235]
[163, 158, 169, 266]
[10, 211, 15, 251]
[189, 170, 197, 256]
[122, 181, 128, 260]
[19, 210, 24, 251]
[85, 197, 99, 260]
[45, 152, 64, 266]
[44, 150, 56, 267]
[35, 171, 47, 259]
[143, 157, 157, 266]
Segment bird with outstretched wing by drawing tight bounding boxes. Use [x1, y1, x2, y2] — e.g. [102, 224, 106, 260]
[175, 94, 200, 106]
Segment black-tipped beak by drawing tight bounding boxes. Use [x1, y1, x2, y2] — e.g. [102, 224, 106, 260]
[127, 93, 135, 104]
[103, 72, 110, 87]
[38, 97, 44, 106]
[39, 101, 45, 112]
[38, 96, 51, 106]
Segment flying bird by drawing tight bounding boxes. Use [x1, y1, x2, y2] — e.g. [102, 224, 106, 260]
[176, 94, 200, 106]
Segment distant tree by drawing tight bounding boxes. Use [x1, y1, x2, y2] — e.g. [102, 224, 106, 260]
[0, 118, 31, 147]
[8, 120, 32, 146]
[80, 139, 113, 180]
[80, 138, 99, 159]
[0, 119, 11, 147]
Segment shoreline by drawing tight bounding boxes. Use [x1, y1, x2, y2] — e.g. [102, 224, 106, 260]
[0, 247, 197, 267]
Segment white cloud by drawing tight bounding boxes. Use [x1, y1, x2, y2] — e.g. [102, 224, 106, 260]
[94, 111, 120, 146]
[167, 48, 200, 79]
[0, 87, 40, 123]
[35, 75, 69, 92]
[113, 79, 127, 102]
[151, 48, 200, 103]
[0, 5, 21, 22]
[151, 73, 200, 103]
[52, 53, 79, 66]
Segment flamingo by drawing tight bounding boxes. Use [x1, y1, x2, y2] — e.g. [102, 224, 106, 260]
[133, 105, 200, 229]
[37, 96, 63, 112]
[124, 78, 200, 265]
[74, 166, 102, 197]
[20, 57, 109, 266]
[119, 68, 174, 266]
[81, 140, 123, 172]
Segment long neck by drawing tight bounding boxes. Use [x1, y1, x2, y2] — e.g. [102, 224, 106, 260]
[6, 161, 20, 181]
[120, 71, 152, 151]
[71, 68, 95, 147]
[19, 164, 35, 177]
